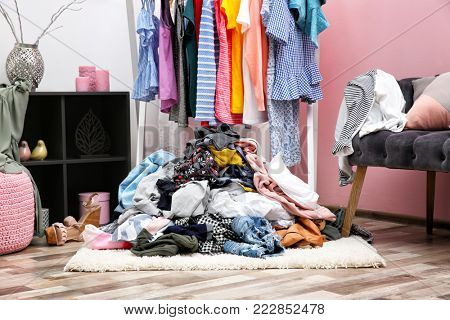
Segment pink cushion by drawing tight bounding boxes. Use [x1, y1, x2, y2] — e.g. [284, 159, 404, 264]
[406, 95, 450, 130]
[0, 172, 35, 255]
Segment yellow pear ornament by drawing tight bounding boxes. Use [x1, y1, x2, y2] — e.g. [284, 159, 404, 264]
[31, 140, 48, 161]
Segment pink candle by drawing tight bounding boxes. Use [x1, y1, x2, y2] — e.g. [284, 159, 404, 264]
[79, 66, 96, 91]
[95, 70, 110, 92]
[75, 77, 90, 92]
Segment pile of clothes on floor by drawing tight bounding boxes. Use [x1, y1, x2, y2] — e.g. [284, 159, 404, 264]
[84, 124, 372, 258]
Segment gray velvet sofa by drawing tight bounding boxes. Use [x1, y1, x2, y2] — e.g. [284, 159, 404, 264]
[342, 78, 450, 236]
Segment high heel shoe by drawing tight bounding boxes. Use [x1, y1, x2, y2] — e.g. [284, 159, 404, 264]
[45, 193, 101, 246]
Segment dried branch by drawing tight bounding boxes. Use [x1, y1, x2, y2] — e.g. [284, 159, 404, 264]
[13, 0, 23, 43]
[0, 3, 19, 43]
[34, 0, 85, 45]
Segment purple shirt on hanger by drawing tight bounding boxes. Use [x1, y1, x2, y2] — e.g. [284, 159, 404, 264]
[159, 0, 178, 112]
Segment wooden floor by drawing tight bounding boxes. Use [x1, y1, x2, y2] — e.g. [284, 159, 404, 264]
[1, 217, 450, 300]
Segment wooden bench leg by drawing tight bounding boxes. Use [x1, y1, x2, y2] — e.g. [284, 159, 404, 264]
[342, 166, 367, 237]
[426, 171, 436, 235]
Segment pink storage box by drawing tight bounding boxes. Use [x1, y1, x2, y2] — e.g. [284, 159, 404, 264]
[78, 192, 110, 225]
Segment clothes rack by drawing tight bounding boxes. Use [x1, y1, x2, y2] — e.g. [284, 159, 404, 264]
[127, 0, 319, 191]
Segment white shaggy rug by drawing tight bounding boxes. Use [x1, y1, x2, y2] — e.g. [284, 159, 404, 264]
[64, 236, 385, 272]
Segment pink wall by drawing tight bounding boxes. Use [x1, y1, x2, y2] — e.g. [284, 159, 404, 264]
[317, 0, 450, 221]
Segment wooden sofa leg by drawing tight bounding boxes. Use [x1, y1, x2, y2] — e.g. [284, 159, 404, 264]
[426, 171, 436, 235]
[342, 166, 367, 237]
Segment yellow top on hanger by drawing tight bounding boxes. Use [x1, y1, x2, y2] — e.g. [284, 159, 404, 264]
[221, 0, 244, 115]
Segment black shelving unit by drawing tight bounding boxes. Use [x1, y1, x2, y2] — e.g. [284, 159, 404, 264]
[21, 92, 131, 224]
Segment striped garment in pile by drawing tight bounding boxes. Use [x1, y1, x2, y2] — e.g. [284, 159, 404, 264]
[195, 0, 218, 125]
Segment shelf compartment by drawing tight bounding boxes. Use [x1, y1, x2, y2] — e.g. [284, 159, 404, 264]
[64, 94, 130, 159]
[26, 165, 65, 224]
[22, 95, 64, 160]
[66, 162, 128, 221]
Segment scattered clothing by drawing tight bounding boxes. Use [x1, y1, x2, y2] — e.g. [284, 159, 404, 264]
[144, 216, 174, 235]
[175, 212, 240, 254]
[132, 230, 198, 257]
[351, 224, 374, 244]
[333, 69, 407, 185]
[116, 150, 175, 213]
[322, 208, 345, 240]
[207, 182, 294, 222]
[208, 146, 244, 168]
[224, 216, 284, 258]
[166, 180, 210, 218]
[213, 163, 255, 190]
[156, 179, 178, 210]
[121, 161, 176, 218]
[173, 147, 220, 186]
[82, 225, 132, 250]
[113, 214, 173, 242]
[163, 224, 212, 242]
[186, 124, 241, 156]
[234, 139, 259, 155]
[267, 153, 319, 208]
[276, 218, 324, 248]
[247, 153, 335, 220]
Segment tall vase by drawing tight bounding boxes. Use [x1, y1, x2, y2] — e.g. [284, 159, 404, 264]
[6, 43, 44, 90]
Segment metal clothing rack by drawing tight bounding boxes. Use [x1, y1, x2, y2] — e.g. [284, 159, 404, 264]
[126, 0, 318, 191]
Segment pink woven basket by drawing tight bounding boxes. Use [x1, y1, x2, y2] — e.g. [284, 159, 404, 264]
[0, 171, 35, 255]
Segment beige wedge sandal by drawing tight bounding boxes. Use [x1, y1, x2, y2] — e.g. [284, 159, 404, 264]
[45, 193, 101, 246]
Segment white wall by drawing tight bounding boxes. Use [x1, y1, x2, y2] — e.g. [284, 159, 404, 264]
[0, 0, 271, 165]
[0, 0, 137, 162]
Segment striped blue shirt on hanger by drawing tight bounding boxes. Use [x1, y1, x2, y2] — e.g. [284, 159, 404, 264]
[195, 0, 218, 125]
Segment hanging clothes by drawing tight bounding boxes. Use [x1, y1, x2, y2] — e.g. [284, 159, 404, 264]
[262, 0, 301, 166]
[214, 0, 243, 124]
[238, 0, 268, 124]
[289, 0, 329, 48]
[267, 100, 301, 166]
[195, 0, 219, 125]
[159, 0, 178, 112]
[169, 0, 189, 127]
[132, 0, 159, 102]
[266, 0, 321, 102]
[222, 0, 245, 115]
[194, 0, 203, 42]
[262, 0, 323, 166]
[184, 0, 198, 117]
